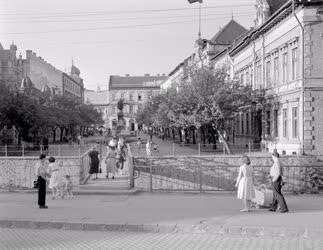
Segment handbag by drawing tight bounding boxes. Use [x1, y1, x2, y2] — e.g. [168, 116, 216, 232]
[33, 180, 39, 189]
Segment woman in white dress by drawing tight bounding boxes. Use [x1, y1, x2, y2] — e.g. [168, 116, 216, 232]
[48, 157, 60, 199]
[235, 155, 255, 212]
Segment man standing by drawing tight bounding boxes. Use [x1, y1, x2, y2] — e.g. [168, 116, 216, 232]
[269, 151, 289, 213]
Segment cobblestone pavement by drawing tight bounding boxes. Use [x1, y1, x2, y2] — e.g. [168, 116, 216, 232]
[1, 228, 322, 250]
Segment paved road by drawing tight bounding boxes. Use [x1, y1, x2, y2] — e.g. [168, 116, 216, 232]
[1, 228, 322, 250]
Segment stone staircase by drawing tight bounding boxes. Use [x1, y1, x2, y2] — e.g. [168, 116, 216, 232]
[78, 171, 138, 195]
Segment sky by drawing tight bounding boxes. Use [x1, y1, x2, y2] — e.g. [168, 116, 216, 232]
[0, 0, 255, 90]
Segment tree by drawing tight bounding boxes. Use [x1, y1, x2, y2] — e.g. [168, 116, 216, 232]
[136, 66, 253, 153]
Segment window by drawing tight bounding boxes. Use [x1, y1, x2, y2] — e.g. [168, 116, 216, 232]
[250, 68, 253, 87]
[266, 111, 271, 136]
[256, 62, 262, 89]
[129, 105, 133, 114]
[266, 60, 271, 88]
[274, 110, 278, 138]
[121, 93, 125, 99]
[138, 93, 142, 101]
[246, 71, 250, 86]
[112, 94, 116, 101]
[129, 93, 133, 101]
[274, 57, 279, 87]
[282, 53, 288, 84]
[292, 107, 298, 138]
[246, 113, 249, 135]
[241, 114, 244, 135]
[292, 48, 298, 80]
[283, 108, 288, 138]
[240, 73, 244, 85]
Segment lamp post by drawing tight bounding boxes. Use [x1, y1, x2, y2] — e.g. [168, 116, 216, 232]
[188, 0, 204, 66]
[188, 0, 203, 42]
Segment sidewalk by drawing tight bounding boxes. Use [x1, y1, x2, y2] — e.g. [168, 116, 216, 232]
[0, 192, 323, 237]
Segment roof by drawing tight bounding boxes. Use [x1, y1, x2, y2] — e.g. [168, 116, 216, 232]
[84, 89, 109, 105]
[211, 19, 248, 45]
[109, 75, 167, 90]
[229, 0, 323, 57]
[267, 0, 289, 15]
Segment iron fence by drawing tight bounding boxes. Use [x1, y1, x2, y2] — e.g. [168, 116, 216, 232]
[0, 143, 92, 157]
[130, 142, 267, 158]
[132, 155, 323, 193]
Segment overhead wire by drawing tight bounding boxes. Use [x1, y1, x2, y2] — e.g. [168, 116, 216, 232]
[5, 13, 253, 35]
[1, 11, 255, 24]
[0, 3, 254, 19]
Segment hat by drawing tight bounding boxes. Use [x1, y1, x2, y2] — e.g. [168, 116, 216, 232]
[272, 150, 280, 158]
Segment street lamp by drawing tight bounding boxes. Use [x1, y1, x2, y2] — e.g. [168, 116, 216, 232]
[188, 0, 203, 43]
[188, 0, 204, 66]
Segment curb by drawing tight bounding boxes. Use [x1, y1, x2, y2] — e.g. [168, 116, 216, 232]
[0, 189, 141, 196]
[0, 219, 322, 237]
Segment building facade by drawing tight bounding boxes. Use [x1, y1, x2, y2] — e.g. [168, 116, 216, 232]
[228, 0, 323, 155]
[22, 50, 84, 103]
[0, 43, 23, 90]
[108, 74, 167, 132]
[84, 87, 109, 128]
[161, 19, 248, 90]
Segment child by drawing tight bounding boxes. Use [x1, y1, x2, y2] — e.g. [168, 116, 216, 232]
[64, 175, 73, 199]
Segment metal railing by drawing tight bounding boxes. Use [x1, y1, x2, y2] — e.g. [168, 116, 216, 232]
[132, 155, 323, 193]
[0, 143, 91, 157]
[129, 142, 265, 157]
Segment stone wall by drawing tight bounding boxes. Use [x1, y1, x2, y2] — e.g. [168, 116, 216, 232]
[0, 157, 80, 190]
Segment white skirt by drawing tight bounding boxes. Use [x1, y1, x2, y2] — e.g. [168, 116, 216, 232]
[237, 177, 255, 200]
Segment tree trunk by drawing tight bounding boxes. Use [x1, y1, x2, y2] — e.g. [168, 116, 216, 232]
[217, 130, 232, 154]
[179, 129, 182, 142]
[192, 127, 196, 144]
[52, 129, 56, 143]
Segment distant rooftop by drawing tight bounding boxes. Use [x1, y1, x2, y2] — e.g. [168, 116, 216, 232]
[84, 89, 109, 105]
[109, 74, 167, 90]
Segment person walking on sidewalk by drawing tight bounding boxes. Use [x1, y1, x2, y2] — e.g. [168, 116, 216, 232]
[88, 146, 100, 180]
[48, 157, 60, 199]
[269, 151, 289, 213]
[105, 142, 117, 179]
[35, 154, 51, 209]
[235, 155, 255, 212]
[146, 140, 152, 157]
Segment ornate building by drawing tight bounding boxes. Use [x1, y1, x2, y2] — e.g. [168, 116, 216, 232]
[0, 42, 23, 90]
[107, 74, 167, 132]
[228, 0, 323, 155]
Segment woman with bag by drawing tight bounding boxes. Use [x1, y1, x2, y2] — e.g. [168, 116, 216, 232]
[235, 155, 255, 212]
[88, 146, 100, 180]
[105, 142, 117, 179]
[35, 154, 51, 209]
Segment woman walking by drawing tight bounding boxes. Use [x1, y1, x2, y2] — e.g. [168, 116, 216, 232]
[269, 151, 289, 213]
[48, 157, 60, 199]
[88, 146, 100, 180]
[235, 155, 255, 212]
[106, 142, 117, 179]
[35, 154, 51, 209]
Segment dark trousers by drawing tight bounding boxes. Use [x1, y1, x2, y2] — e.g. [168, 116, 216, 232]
[271, 176, 288, 212]
[37, 176, 46, 207]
